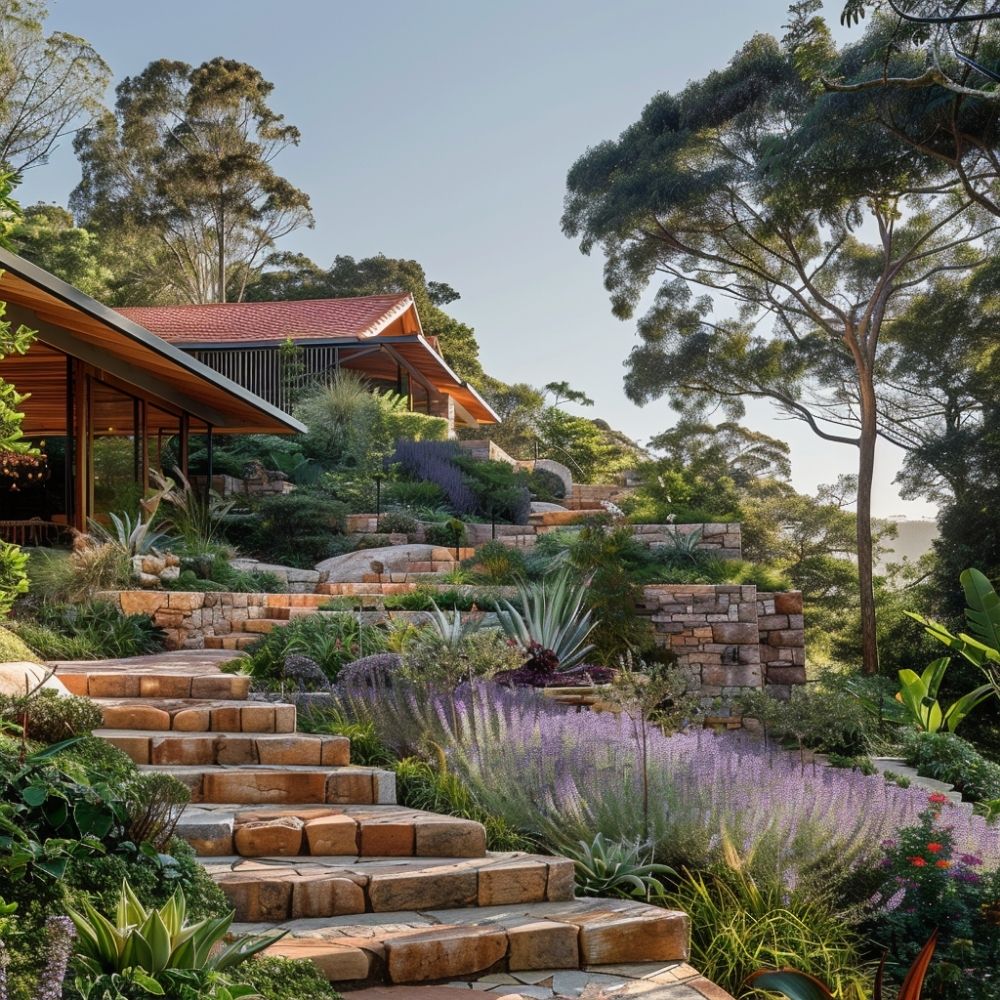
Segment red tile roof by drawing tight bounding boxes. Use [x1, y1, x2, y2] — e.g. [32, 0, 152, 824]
[118, 294, 416, 345]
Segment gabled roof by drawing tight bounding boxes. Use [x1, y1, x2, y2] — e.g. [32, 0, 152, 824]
[118, 294, 420, 346]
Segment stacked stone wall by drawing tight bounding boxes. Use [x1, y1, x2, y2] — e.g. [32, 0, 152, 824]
[757, 591, 806, 698]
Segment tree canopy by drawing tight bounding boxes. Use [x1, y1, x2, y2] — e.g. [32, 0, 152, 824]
[562, 27, 998, 672]
[71, 57, 313, 304]
[0, 0, 109, 173]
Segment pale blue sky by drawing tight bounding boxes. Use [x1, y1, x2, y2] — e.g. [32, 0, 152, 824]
[21, 0, 931, 518]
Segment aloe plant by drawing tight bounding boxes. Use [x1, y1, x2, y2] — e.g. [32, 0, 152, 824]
[745, 930, 938, 1000]
[427, 602, 481, 650]
[68, 880, 284, 999]
[494, 570, 596, 669]
[563, 832, 674, 901]
[894, 658, 992, 734]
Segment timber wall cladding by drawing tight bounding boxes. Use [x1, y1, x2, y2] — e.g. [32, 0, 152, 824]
[640, 585, 806, 707]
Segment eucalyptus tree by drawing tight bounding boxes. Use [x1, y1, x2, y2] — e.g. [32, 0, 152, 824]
[0, 0, 110, 173]
[562, 32, 998, 673]
[71, 58, 313, 304]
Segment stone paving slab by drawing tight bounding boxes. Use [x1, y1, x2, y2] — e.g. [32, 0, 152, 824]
[53, 650, 241, 673]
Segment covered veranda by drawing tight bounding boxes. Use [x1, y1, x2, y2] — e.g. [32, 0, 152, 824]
[0, 249, 304, 537]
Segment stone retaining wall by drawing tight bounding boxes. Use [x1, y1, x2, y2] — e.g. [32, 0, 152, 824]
[641, 584, 806, 710]
[107, 591, 271, 650]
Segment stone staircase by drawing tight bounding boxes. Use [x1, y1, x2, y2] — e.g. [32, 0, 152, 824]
[55, 653, 692, 989]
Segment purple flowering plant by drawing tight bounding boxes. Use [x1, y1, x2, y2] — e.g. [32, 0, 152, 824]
[868, 794, 1000, 999]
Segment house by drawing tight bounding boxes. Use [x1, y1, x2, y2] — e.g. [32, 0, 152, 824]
[118, 295, 499, 433]
[0, 249, 303, 535]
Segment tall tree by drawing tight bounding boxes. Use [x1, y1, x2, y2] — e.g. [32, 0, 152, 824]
[0, 0, 109, 174]
[71, 58, 312, 304]
[562, 30, 998, 673]
[246, 251, 486, 384]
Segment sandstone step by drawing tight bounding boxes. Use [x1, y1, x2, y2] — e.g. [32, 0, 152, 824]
[241, 619, 280, 634]
[141, 763, 396, 806]
[94, 698, 296, 733]
[97, 730, 350, 768]
[206, 853, 574, 923]
[59, 671, 251, 700]
[177, 804, 488, 858]
[235, 897, 689, 985]
[205, 635, 260, 650]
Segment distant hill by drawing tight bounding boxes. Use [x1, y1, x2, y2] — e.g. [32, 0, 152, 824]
[877, 518, 938, 572]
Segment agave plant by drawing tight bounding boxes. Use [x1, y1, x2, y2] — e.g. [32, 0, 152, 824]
[89, 510, 173, 557]
[563, 833, 674, 901]
[68, 880, 284, 999]
[745, 931, 938, 1000]
[427, 602, 481, 650]
[494, 570, 595, 670]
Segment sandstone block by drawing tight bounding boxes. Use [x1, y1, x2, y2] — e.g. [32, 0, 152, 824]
[774, 591, 804, 614]
[215, 873, 291, 922]
[215, 735, 257, 765]
[151, 736, 215, 766]
[87, 675, 139, 698]
[191, 675, 250, 699]
[234, 817, 305, 856]
[711, 622, 758, 644]
[173, 708, 211, 732]
[210, 706, 243, 731]
[102, 705, 170, 730]
[139, 675, 192, 699]
[507, 920, 579, 971]
[769, 629, 805, 646]
[478, 861, 547, 905]
[359, 821, 415, 857]
[385, 926, 507, 983]
[107, 735, 150, 764]
[369, 868, 477, 911]
[304, 814, 358, 855]
[167, 592, 203, 612]
[265, 940, 369, 981]
[414, 819, 486, 858]
[256, 737, 322, 767]
[241, 705, 276, 733]
[203, 770, 328, 804]
[572, 909, 689, 965]
[176, 813, 233, 855]
[273, 705, 296, 733]
[326, 771, 375, 804]
[767, 666, 807, 686]
[118, 592, 164, 615]
[321, 737, 351, 767]
[291, 875, 365, 918]
[546, 858, 577, 901]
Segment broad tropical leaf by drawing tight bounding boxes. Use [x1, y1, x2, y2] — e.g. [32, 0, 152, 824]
[744, 968, 835, 1000]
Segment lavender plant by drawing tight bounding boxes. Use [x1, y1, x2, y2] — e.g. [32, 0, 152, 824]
[389, 440, 477, 516]
[0, 910, 76, 1000]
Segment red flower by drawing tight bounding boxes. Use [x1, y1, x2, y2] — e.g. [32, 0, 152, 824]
[928, 793, 949, 805]
[909, 856, 928, 867]
[926, 842, 943, 854]
[935, 860, 952, 869]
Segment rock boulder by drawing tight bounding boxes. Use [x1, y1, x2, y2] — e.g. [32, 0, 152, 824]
[315, 544, 451, 583]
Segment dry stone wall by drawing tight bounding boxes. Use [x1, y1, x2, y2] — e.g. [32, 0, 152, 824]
[641, 584, 806, 711]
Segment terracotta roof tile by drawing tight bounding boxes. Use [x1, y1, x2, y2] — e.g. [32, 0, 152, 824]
[118, 294, 415, 345]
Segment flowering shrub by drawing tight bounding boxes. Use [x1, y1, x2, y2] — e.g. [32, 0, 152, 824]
[333, 680, 1000, 905]
[869, 794, 1000, 999]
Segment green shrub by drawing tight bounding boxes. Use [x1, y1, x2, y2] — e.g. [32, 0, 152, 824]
[0, 539, 29, 616]
[299, 709, 396, 767]
[900, 730, 1000, 803]
[525, 467, 567, 501]
[463, 540, 528, 584]
[240, 613, 389, 688]
[235, 490, 349, 568]
[0, 688, 103, 743]
[240, 956, 344, 1000]
[378, 511, 420, 535]
[0, 623, 38, 662]
[384, 478, 448, 513]
[665, 861, 874, 999]
[452, 453, 532, 523]
[12, 600, 165, 659]
[424, 518, 468, 548]
[384, 409, 450, 443]
[169, 556, 285, 593]
[740, 684, 874, 756]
